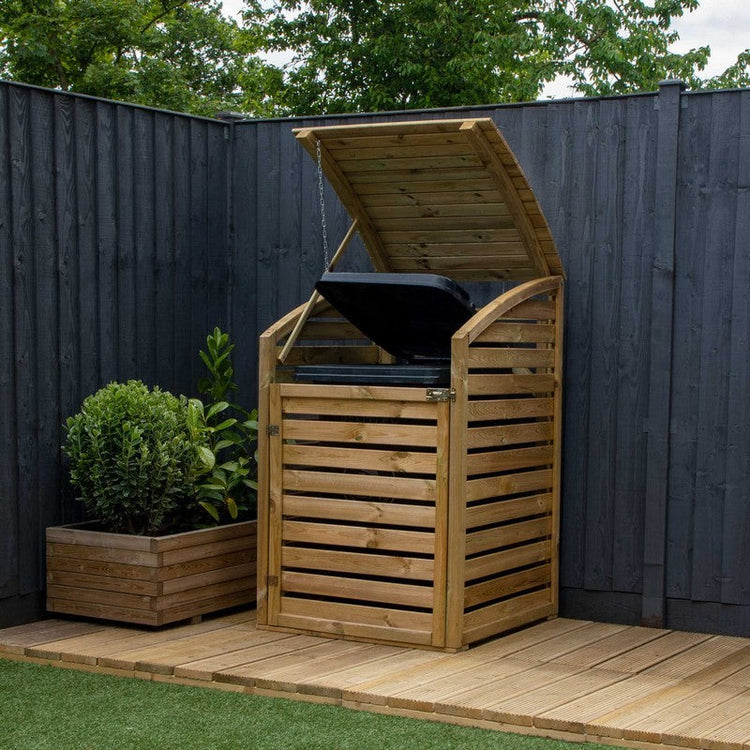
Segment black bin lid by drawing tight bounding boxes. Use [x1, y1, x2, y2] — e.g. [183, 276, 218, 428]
[315, 272, 475, 361]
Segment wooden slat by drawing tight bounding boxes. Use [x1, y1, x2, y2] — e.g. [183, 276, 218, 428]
[367, 202, 509, 220]
[468, 373, 555, 396]
[281, 419, 437, 448]
[386, 241, 528, 258]
[462, 590, 554, 644]
[348, 167, 489, 185]
[475, 323, 556, 344]
[379, 228, 522, 244]
[46, 542, 160, 568]
[282, 495, 435, 528]
[283, 444, 436, 474]
[282, 546, 434, 581]
[46, 569, 160, 596]
[466, 421, 554, 449]
[282, 520, 435, 555]
[464, 540, 551, 582]
[465, 516, 552, 556]
[280, 596, 433, 634]
[353, 177, 498, 195]
[466, 397, 554, 422]
[464, 564, 551, 609]
[465, 493, 553, 530]
[466, 445, 554, 476]
[278, 382, 436, 404]
[282, 571, 433, 609]
[283, 470, 437, 501]
[323, 131, 470, 149]
[280, 397, 434, 420]
[329, 142, 473, 159]
[339, 155, 482, 173]
[505, 299, 556, 320]
[389, 256, 534, 273]
[360, 189, 502, 207]
[467, 347, 555, 369]
[467, 468, 553, 503]
[374, 215, 514, 232]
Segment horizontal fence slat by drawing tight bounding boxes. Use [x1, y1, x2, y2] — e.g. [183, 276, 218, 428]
[283, 444, 437, 474]
[467, 468, 554, 502]
[466, 445, 554, 476]
[282, 420, 438, 448]
[282, 546, 434, 581]
[464, 564, 551, 609]
[283, 520, 435, 554]
[468, 347, 555, 369]
[475, 323, 556, 344]
[467, 397, 554, 422]
[466, 493, 553, 530]
[465, 516, 552, 556]
[467, 421, 554, 449]
[280, 596, 433, 632]
[464, 540, 552, 582]
[282, 571, 433, 609]
[282, 495, 435, 528]
[283, 469, 437, 501]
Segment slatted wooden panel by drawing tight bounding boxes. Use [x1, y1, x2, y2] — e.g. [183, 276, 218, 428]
[459, 290, 562, 645]
[265, 383, 448, 648]
[295, 119, 562, 282]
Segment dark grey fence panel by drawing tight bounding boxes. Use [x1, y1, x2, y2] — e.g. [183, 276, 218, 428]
[665, 89, 750, 632]
[3, 79, 750, 635]
[0, 82, 231, 626]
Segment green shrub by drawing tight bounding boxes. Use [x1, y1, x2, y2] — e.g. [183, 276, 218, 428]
[191, 327, 258, 524]
[63, 381, 204, 535]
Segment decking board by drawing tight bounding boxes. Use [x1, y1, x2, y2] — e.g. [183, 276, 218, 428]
[2, 614, 750, 750]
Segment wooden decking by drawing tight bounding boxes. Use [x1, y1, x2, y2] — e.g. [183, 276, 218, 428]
[1, 613, 749, 749]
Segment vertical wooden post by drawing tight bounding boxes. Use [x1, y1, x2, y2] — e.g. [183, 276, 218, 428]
[431, 399, 451, 648]
[641, 80, 684, 628]
[256, 333, 275, 625]
[551, 281, 565, 616]
[266, 384, 283, 625]
[446, 334, 469, 649]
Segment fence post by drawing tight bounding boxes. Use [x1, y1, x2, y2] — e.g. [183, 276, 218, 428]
[641, 80, 685, 628]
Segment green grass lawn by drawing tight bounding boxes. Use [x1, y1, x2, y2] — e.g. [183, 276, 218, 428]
[0, 657, 618, 750]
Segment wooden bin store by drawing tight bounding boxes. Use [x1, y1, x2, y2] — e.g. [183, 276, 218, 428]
[257, 118, 565, 651]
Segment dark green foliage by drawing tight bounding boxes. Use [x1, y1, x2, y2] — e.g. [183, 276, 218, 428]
[0, 0, 282, 116]
[261, 0, 716, 114]
[192, 327, 259, 524]
[63, 380, 204, 535]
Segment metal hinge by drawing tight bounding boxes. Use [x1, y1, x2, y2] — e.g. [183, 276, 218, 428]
[267, 424, 280, 436]
[425, 387, 456, 402]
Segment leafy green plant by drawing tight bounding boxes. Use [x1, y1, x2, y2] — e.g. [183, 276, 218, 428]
[63, 381, 206, 536]
[192, 328, 259, 524]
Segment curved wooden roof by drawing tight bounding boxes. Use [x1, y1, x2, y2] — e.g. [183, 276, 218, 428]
[293, 118, 562, 282]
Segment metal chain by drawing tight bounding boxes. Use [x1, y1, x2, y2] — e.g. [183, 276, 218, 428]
[316, 138, 330, 268]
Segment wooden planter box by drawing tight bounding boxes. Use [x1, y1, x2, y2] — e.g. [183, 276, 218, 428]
[256, 118, 565, 651]
[46, 520, 257, 626]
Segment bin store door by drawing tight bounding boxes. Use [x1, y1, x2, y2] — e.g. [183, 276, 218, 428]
[263, 382, 450, 649]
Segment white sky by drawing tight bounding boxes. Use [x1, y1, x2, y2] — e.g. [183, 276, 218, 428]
[223, 0, 750, 101]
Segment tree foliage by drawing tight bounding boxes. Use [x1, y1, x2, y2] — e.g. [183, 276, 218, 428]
[1, 0, 749, 118]
[0, 0, 281, 115]
[260, 0, 725, 114]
